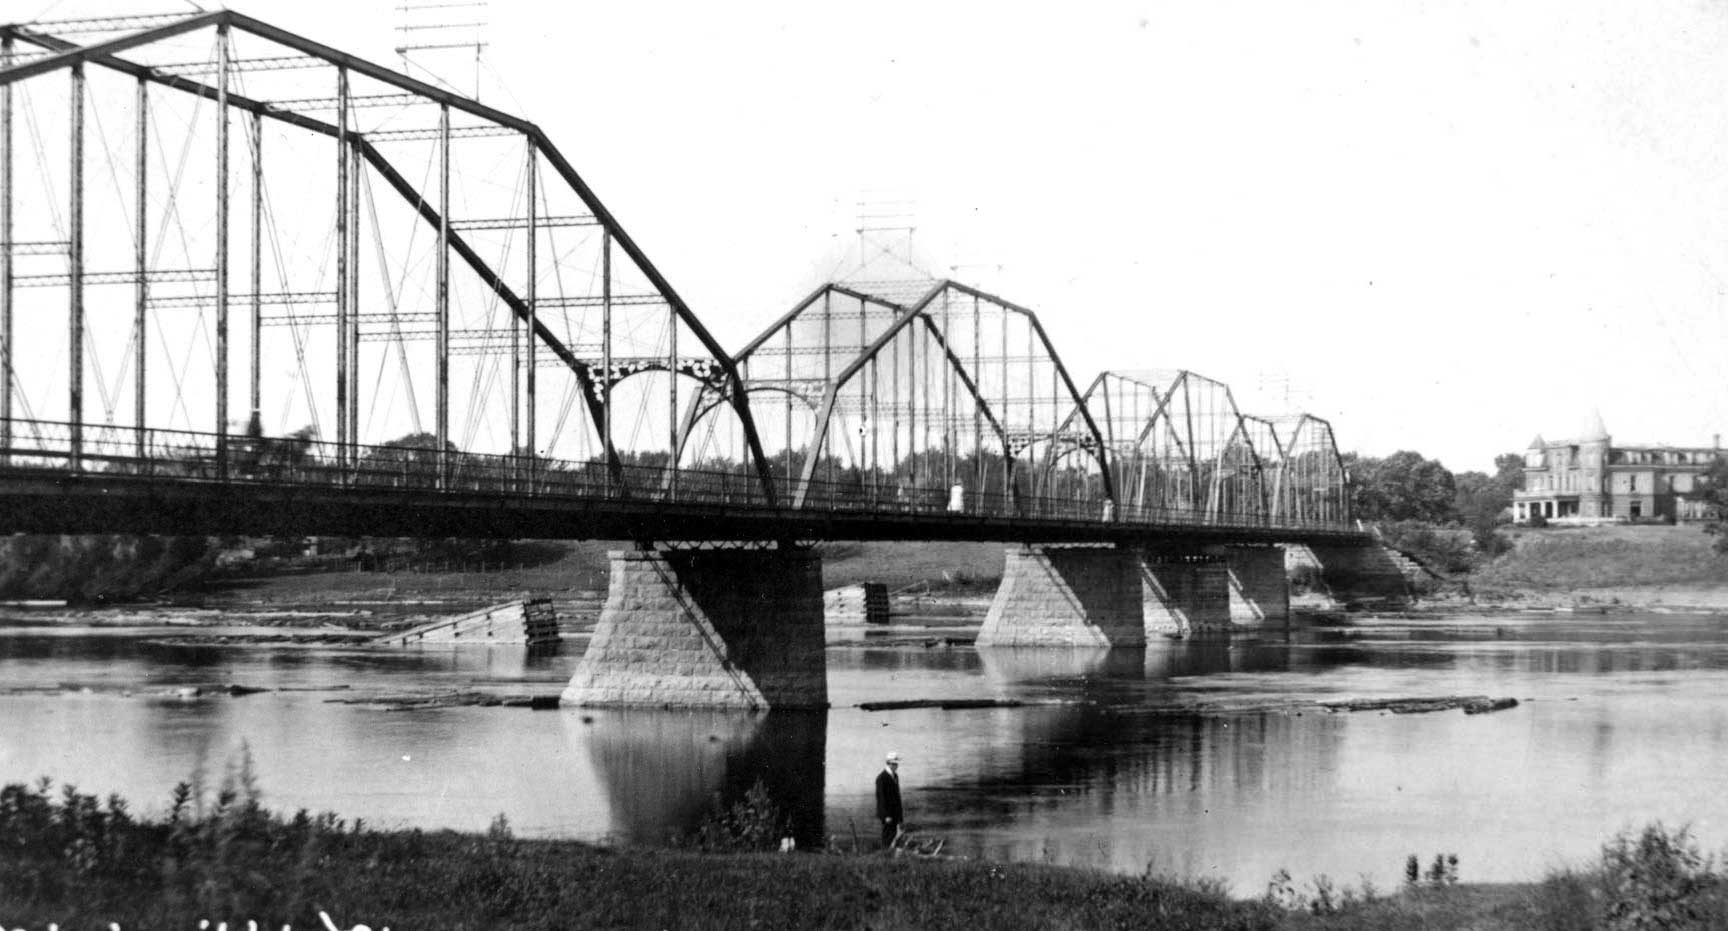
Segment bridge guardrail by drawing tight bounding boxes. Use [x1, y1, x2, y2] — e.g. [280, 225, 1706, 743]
[0, 417, 1354, 534]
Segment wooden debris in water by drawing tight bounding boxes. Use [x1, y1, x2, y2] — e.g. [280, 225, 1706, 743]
[1321, 695, 1519, 715]
[858, 698, 1025, 711]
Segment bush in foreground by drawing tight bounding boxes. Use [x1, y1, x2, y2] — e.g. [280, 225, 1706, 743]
[0, 776, 1279, 931]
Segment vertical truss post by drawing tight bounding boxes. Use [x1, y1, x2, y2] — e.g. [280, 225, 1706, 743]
[1100, 379, 1115, 516]
[601, 228, 612, 494]
[1, 33, 13, 459]
[869, 335, 879, 500]
[133, 78, 146, 458]
[910, 323, 920, 485]
[782, 322, 791, 487]
[68, 63, 84, 471]
[857, 297, 865, 495]
[999, 308, 1010, 507]
[889, 337, 898, 490]
[667, 303, 678, 499]
[522, 138, 535, 488]
[1048, 364, 1058, 503]
[334, 67, 349, 475]
[346, 125, 359, 458]
[971, 295, 981, 498]
[941, 290, 952, 488]
[248, 110, 261, 435]
[435, 103, 450, 489]
[215, 24, 230, 479]
[1016, 328, 1029, 504]
[345, 148, 359, 462]
[821, 289, 831, 492]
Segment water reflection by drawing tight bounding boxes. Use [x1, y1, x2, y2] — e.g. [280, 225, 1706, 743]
[574, 709, 825, 848]
[7, 611, 1728, 890]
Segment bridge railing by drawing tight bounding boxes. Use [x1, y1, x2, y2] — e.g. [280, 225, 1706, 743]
[0, 418, 1353, 533]
[773, 474, 1348, 531]
[0, 418, 771, 506]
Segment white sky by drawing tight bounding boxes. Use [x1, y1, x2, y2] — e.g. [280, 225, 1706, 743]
[23, 0, 1728, 472]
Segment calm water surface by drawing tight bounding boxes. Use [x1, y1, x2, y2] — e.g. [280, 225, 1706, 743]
[3, 611, 1727, 891]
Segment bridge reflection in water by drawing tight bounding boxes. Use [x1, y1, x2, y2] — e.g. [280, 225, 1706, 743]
[570, 709, 827, 850]
[13, 619, 1728, 889]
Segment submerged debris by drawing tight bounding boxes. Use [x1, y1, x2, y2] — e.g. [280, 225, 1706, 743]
[1320, 695, 1520, 715]
[859, 699, 1026, 712]
[324, 690, 559, 710]
[1463, 697, 1520, 715]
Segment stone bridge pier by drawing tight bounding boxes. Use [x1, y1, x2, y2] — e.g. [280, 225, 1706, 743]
[562, 547, 828, 710]
[978, 543, 1291, 645]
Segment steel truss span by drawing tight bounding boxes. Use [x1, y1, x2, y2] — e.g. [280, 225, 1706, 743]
[0, 12, 1359, 546]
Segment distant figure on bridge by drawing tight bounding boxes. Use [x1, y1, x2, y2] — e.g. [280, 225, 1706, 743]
[947, 482, 966, 513]
[876, 750, 904, 848]
[1102, 499, 1115, 522]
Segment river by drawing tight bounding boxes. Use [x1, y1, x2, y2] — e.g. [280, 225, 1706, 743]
[2, 609, 1726, 893]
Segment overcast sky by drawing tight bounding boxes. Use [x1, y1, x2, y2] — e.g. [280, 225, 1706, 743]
[24, 0, 1728, 471]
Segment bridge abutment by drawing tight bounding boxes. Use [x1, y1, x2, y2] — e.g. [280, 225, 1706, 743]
[562, 548, 828, 710]
[977, 545, 1147, 647]
[1290, 543, 1420, 609]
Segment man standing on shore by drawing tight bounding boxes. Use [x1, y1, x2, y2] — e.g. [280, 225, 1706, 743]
[876, 750, 904, 848]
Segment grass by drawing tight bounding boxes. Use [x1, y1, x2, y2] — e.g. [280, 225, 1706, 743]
[10, 777, 1728, 930]
[0, 777, 1277, 931]
[1471, 524, 1728, 594]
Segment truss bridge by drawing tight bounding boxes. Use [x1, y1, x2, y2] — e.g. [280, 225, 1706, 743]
[0, 11, 1378, 709]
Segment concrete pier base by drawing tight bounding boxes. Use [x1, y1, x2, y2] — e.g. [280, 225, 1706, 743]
[978, 545, 1147, 647]
[562, 548, 828, 710]
[1141, 554, 1230, 637]
[1224, 545, 1290, 628]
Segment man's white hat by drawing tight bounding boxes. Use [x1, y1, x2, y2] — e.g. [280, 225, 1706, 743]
[885, 750, 901, 763]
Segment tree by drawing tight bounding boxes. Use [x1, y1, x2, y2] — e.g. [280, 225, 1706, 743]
[1452, 451, 1526, 551]
[1346, 450, 1457, 523]
[1686, 456, 1728, 553]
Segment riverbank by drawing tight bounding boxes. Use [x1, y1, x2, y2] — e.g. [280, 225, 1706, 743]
[1463, 524, 1728, 610]
[9, 525, 1728, 628]
[0, 775, 1575, 931]
[1, 775, 1711, 931]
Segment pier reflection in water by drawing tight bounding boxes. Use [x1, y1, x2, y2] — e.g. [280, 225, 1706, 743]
[6, 613, 1728, 890]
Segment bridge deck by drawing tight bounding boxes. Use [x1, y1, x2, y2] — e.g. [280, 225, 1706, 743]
[0, 467, 1365, 546]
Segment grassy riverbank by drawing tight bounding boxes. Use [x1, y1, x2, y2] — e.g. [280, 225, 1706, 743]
[1470, 524, 1728, 606]
[187, 540, 1008, 616]
[5, 778, 1726, 930]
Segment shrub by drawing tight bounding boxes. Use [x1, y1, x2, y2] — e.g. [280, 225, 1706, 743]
[1599, 824, 1717, 930]
[685, 778, 789, 852]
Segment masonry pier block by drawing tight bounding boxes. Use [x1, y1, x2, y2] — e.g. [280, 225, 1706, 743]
[1290, 543, 1419, 609]
[1140, 553, 1230, 637]
[562, 548, 828, 710]
[1224, 545, 1290, 628]
[978, 545, 1146, 647]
